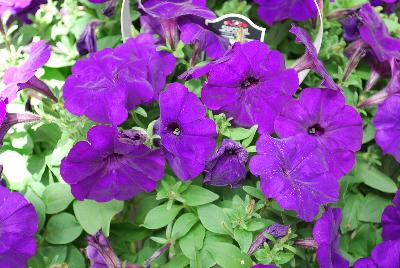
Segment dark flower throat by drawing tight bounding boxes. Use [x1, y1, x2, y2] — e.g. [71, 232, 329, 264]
[307, 124, 325, 136]
[167, 122, 181, 136]
[240, 76, 259, 89]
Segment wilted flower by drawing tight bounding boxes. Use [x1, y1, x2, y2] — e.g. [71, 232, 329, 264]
[274, 88, 363, 179]
[249, 136, 338, 222]
[138, 0, 215, 49]
[0, 185, 38, 267]
[313, 208, 349, 268]
[191, 41, 298, 133]
[373, 95, 400, 162]
[1, 40, 56, 103]
[382, 190, 400, 241]
[290, 25, 341, 91]
[0, 0, 46, 23]
[159, 83, 216, 180]
[179, 17, 230, 60]
[353, 240, 400, 267]
[204, 139, 248, 187]
[359, 3, 400, 62]
[339, 17, 360, 42]
[370, 0, 398, 14]
[60, 125, 165, 202]
[77, 20, 101, 56]
[88, 0, 117, 17]
[247, 224, 289, 255]
[254, 0, 318, 26]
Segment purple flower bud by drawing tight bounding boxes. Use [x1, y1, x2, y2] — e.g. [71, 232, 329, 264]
[247, 224, 289, 255]
[144, 242, 171, 268]
[77, 20, 101, 56]
[294, 238, 318, 249]
[86, 231, 121, 268]
[119, 129, 147, 145]
[204, 139, 248, 188]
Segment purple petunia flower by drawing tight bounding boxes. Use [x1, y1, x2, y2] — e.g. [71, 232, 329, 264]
[1, 40, 56, 103]
[251, 265, 278, 268]
[113, 34, 176, 101]
[249, 136, 338, 222]
[313, 208, 349, 268]
[77, 20, 101, 56]
[274, 88, 363, 179]
[353, 240, 400, 268]
[359, 3, 400, 62]
[373, 95, 400, 162]
[191, 41, 298, 133]
[370, 0, 398, 14]
[64, 34, 175, 125]
[159, 82, 216, 180]
[0, 0, 46, 24]
[203, 139, 248, 187]
[0, 185, 38, 267]
[138, 0, 216, 49]
[60, 125, 165, 202]
[254, 0, 318, 26]
[381, 190, 400, 241]
[179, 17, 230, 60]
[290, 25, 341, 91]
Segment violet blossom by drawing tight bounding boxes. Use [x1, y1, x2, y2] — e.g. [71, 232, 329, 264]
[249, 136, 338, 222]
[60, 125, 165, 202]
[0, 0, 46, 24]
[159, 82, 216, 180]
[0, 185, 38, 267]
[251, 265, 278, 268]
[247, 224, 289, 255]
[203, 139, 248, 187]
[1, 40, 57, 103]
[274, 88, 363, 179]
[373, 94, 400, 162]
[370, 0, 398, 14]
[138, 0, 216, 49]
[353, 240, 400, 268]
[64, 34, 175, 125]
[254, 0, 318, 26]
[313, 208, 349, 268]
[187, 41, 298, 133]
[77, 20, 101, 56]
[381, 190, 400, 241]
[339, 16, 360, 42]
[290, 25, 341, 91]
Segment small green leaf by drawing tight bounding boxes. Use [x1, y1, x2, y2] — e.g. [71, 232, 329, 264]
[171, 213, 199, 239]
[358, 193, 391, 223]
[234, 229, 252, 253]
[42, 183, 74, 214]
[24, 188, 46, 231]
[143, 204, 183, 229]
[181, 185, 219, 206]
[197, 204, 231, 235]
[341, 193, 363, 233]
[179, 223, 206, 259]
[73, 200, 123, 235]
[206, 242, 253, 268]
[357, 161, 397, 193]
[66, 245, 85, 268]
[44, 213, 82, 244]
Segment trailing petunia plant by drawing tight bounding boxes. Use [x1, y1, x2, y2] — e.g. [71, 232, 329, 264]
[0, 0, 400, 268]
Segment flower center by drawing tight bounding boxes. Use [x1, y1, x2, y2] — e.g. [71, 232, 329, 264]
[240, 76, 259, 89]
[105, 153, 124, 169]
[224, 148, 237, 155]
[307, 124, 325, 136]
[167, 122, 181, 136]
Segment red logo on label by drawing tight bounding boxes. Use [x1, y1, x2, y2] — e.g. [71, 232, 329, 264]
[223, 19, 248, 28]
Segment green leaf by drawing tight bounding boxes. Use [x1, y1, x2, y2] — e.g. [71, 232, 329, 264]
[206, 242, 253, 268]
[242, 185, 265, 200]
[179, 223, 206, 259]
[358, 193, 391, 223]
[42, 183, 74, 214]
[171, 213, 199, 239]
[233, 229, 252, 253]
[44, 213, 82, 244]
[341, 193, 363, 233]
[163, 254, 190, 268]
[356, 161, 397, 193]
[73, 200, 124, 235]
[181, 185, 219, 206]
[24, 188, 46, 231]
[197, 204, 231, 235]
[142, 204, 183, 229]
[66, 245, 85, 268]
